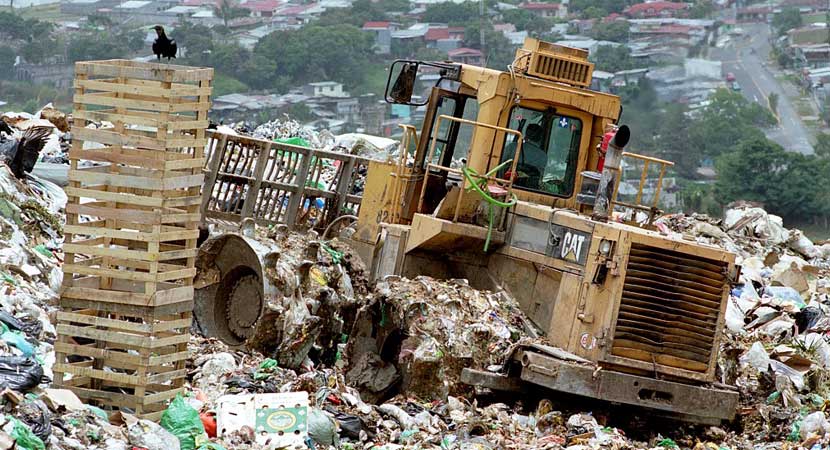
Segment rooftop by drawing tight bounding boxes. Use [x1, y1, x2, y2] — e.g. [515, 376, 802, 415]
[116, 0, 151, 9]
[625, 1, 690, 15]
[363, 20, 391, 29]
[241, 0, 281, 11]
[519, 2, 560, 10]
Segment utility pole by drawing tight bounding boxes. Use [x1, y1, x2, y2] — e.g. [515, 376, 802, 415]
[479, 0, 486, 65]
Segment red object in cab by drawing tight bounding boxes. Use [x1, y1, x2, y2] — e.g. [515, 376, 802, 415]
[597, 128, 616, 172]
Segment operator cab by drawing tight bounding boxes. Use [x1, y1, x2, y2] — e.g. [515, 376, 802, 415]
[369, 38, 670, 255]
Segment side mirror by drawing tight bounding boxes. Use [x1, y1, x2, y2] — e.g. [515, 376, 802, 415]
[389, 62, 418, 104]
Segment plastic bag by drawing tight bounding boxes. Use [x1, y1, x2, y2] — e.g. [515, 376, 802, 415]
[17, 400, 51, 443]
[160, 395, 208, 450]
[307, 408, 339, 447]
[1, 331, 34, 357]
[128, 418, 181, 450]
[0, 356, 43, 391]
[6, 415, 44, 450]
[801, 411, 830, 439]
[0, 312, 23, 332]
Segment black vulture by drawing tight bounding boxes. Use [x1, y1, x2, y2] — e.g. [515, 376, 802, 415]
[151, 25, 177, 61]
[0, 127, 52, 180]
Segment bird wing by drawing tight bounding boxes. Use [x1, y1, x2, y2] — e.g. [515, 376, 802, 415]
[168, 39, 177, 58]
[9, 127, 51, 179]
[152, 40, 161, 56]
[0, 121, 12, 135]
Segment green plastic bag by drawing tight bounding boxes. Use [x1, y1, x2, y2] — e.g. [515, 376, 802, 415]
[7, 415, 45, 450]
[274, 137, 311, 148]
[160, 395, 208, 450]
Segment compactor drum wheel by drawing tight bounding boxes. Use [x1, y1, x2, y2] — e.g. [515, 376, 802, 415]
[194, 234, 268, 347]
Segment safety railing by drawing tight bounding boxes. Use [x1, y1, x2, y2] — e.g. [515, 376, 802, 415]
[387, 124, 420, 224]
[201, 130, 371, 230]
[611, 151, 674, 224]
[417, 115, 523, 228]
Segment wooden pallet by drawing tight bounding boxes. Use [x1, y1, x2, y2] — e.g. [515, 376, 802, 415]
[54, 60, 213, 419]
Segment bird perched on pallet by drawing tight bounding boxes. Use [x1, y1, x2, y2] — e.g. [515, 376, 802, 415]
[151, 25, 177, 61]
[0, 127, 52, 180]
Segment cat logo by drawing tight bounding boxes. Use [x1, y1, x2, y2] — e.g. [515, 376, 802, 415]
[546, 224, 592, 266]
[561, 231, 586, 262]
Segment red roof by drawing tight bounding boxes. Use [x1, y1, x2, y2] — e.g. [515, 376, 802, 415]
[241, 0, 280, 11]
[603, 12, 623, 22]
[625, 1, 689, 15]
[448, 47, 482, 57]
[519, 2, 560, 10]
[277, 3, 314, 15]
[425, 27, 450, 41]
[362, 21, 391, 29]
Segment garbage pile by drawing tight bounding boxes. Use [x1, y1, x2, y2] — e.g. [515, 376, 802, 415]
[657, 204, 830, 446]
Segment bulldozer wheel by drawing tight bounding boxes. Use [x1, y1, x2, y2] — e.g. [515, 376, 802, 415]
[226, 273, 263, 340]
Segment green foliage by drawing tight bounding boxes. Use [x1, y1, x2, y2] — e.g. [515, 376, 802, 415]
[86, 13, 113, 29]
[592, 20, 630, 43]
[590, 44, 636, 73]
[569, 0, 635, 15]
[213, 0, 250, 28]
[175, 23, 215, 65]
[689, 88, 775, 160]
[253, 24, 374, 90]
[581, 6, 606, 20]
[213, 74, 249, 96]
[773, 7, 803, 36]
[678, 181, 721, 216]
[422, 1, 478, 25]
[689, 0, 714, 19]
[0, 46, 14, 78]
[501, 9, 552, 34]
[282, 103, 314, 122]
[0, 11, 54, 42]
[463, 21, 518, 70]
[815, 133, 830, 158]
[715, 137, 830, 222]
[768, 92, 779, 115]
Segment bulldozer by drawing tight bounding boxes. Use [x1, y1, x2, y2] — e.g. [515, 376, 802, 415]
[194, 38, 740, 424]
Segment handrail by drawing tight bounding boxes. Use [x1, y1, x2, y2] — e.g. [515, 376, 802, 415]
[611, 150, 675, 224]
[420, 115, 522, 228]
[388, 124, 419, 223]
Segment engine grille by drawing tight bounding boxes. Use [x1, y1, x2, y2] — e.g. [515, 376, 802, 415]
[611, 243, 728, 374]
[528, 53, 593, 88]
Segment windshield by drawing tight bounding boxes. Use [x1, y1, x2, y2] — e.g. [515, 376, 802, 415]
[500, 106, 583, 197]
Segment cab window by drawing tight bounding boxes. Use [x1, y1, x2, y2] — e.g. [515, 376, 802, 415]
[500, 106, 582, 197]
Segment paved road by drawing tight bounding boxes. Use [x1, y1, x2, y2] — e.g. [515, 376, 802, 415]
[709, 23, 814, 154]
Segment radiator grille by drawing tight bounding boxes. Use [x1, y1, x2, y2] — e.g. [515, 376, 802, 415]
[528, 53, 593, 88]
[611, 244, 728, 374]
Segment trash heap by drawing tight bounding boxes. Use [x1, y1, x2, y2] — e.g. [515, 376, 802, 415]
[657, 204, 830, 447]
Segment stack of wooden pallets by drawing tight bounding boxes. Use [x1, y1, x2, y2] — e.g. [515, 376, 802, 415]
[53, 60, 213, 419]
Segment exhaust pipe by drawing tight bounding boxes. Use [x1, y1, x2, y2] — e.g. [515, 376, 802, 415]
[592, 125, 630, 222]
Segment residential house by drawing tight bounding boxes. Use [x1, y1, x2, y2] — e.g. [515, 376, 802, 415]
[448, 47, 483, 65]
[568, 18, 595, 34]
[735, 5, 772, 22]
[61, 0, 121, 15]
[240, 0, 281, 17]
[624, 1, 690, 19]
[391, 23, 431, 50]
[424, 25, 465, 52]
[363, 21, 398, 54]
[793, 43, 830, 68]
[780, 0, 829, 12]
[303, 81, 348, 98]
[788, 25, 830, 46]
[518, 2, 567, 19]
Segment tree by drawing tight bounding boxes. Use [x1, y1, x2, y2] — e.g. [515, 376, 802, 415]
[87, 13, 114, 30]
[569, 0, 635, 16]
[772, 7, 803, 36]
[582, 6, 606, 20]
[689, 0, 714, 19]
[463, 21, 518, 70]
[254, 24, 374, 90]
[815, 133, 830, 158]
[213, 0, 250, 28]
[714, 137, 790, 211]
[0, 46, 14, 78]
[768, 92, 779, 116]
[590, 44, 636, 73]
[175, 23, 215, 65]
[423, 1, 478, 24]
[592, 20, 629, 43]
[501, 9, 551, 34]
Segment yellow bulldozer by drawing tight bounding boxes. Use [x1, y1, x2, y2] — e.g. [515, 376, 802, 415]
[194, 38, 740, 424]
